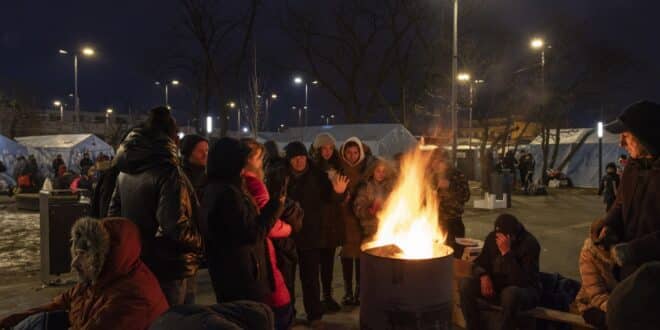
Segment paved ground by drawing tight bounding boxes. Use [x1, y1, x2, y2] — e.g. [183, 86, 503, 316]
[0, 187, 604, 328]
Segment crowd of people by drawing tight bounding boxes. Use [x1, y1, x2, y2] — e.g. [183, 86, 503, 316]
[0, 100, 659, 330]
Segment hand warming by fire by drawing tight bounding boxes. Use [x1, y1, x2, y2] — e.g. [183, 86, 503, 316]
[362, 148, 452, 259]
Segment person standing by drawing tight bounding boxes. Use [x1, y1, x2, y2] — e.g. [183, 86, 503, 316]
[52, 154, 65, 175]
[79, 152, 94, 174]
[180, 134, 209, 203]
[108, 107, 203, 306]
[310, 133, 344, 313]
[353, 158, 396, 240]
[595, 101, 660, 280]
[518, 150, 535, 191]
[598, 163, 620, 212]
[434, 152, 471, 257]
[281, 141, 348, 327]
[338, 137, 368, 306]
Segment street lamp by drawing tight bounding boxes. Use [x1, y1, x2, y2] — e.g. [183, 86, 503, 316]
[530, 37, 547, 102]
[291, 106, 302, 127]
[598, 121, 603, 185]
[206, 116, 213, 134]
[321, 114, 335, 125]
[458, 74, 485, 151]
[264, 93, 278, 132]
[293, 75, 314, 127]
[155, 79, 181, 109]
[58, 46, 95, 129]
[449, 0, 460, 166]
[105, 108, 113, 127]
[53, 100, 64, 122]
[227, 101, 239, 131]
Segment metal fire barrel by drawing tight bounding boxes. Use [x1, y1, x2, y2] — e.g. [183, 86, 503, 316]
[360, 246, 454, 330]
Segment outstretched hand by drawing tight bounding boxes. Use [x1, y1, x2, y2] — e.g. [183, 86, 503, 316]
[332, 175, 350, 194]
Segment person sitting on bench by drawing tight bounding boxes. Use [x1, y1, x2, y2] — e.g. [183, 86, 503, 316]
[459, 213, 541, 330]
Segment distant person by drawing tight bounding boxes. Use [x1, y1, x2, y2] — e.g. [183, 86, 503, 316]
[518, 150, 535, 191]
[80, 152, 94, 174]
[576, 219, 619, 329]
[263, 140, 285, 174]
[180, 134, 209, 203]
[459, 214, 541, 330]
[109, 107, 203, 306]
[12, 156, 26, 180]
[0, 160, 16, 195]
[598, 163, 620, 212]
[0, 217, 169, 330]
[53, 165, 75, 190]
[52, 154, 65, 175]
[595, 100, 660, 280]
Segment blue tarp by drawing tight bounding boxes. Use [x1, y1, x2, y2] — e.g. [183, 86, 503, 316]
[528, 128, 627, 188]
[0, 135, 28, 175]
[15, 134, 115, 177]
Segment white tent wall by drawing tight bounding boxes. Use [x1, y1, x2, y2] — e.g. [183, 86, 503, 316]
[257, 124, 418, 158]
[528, 129, 626, 188]
[15, 134, 115, 177]
[0, 135, 28, 175]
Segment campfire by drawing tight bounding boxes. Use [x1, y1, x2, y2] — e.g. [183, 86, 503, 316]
[363, 148, 452, 259]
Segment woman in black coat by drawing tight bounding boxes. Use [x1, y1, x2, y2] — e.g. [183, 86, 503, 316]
[203, 137, 284, 303]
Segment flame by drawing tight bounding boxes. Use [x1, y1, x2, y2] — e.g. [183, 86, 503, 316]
[363, 149, 450, 259]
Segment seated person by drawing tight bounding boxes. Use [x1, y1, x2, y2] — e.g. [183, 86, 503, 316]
[575, 219, 619, 329]
[459, 213, 541, 330]
[0, 217, 169, 330]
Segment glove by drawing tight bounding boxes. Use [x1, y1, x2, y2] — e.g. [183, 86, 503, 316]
[610, 243, 632, 266]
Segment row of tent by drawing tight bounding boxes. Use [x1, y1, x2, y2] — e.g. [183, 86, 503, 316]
[0, 126, 627, 189]
[0, 134, 115, 177]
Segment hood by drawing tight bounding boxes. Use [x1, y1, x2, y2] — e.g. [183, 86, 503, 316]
[340, 136, 366, 167]
[114, 127, 179, 174]
[96, 218, 142, 286]
[365, 157, 396, 182]
[494, 213, 525, 237]
[583, 238, 614, 265]
[312, 133, 337, 150]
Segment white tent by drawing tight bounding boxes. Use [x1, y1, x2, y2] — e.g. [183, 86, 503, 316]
[258, 124, 418, 157]
[527, 128, 626, 188]
[0, 135, 28, 175]
[15, 134, 115, 176]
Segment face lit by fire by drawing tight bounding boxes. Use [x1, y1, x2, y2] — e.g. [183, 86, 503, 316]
[290, 155, 307, 172]
[189, 141, 209, 167]
[344, 146, 361, 165]
[373, 164, 387, 183]
[320, 144, 335, 160]
[620, 132, 649, 159]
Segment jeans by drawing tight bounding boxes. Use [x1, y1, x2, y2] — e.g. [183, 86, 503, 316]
[13, 311, 68, 330]
[159, 275, 196, 306]
[297, 248, 323, 321]
[459, 277, 538, 330]
[319, 247, 336, 299]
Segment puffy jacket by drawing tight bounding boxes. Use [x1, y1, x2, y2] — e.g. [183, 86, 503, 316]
[575, 238, 618, 313]
[353, 158, 396, 239]
[108, 128, 202, 281]
[603, 157, 660, 279]
[0, 218, 169, 330]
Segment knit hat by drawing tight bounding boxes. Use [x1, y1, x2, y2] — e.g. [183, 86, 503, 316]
[284, 141, 308, 160]
[313, 133, 337, 150]
[494, 213, 523, 236]
[180, 134, 208, 159]
[605, 100, 660, 156]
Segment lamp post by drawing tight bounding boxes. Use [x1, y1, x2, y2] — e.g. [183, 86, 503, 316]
[155, 79, 180, 109]
[530, 38, 547, 106]
[291, 106, 302, 127]
[105, 108, 113, 127]
[59, 46, 95, 129]
[458, 74, 485, 151]
[206, 115, 213, 134]
[450, 0, 459, 166]
[53, 100, 64, 122]
[293, 76, 318, 127]
[321, 114, 335, 125]
[264, 93, 277, 132]
[598, 121, 603, 185]
[227, 101, 238, 132]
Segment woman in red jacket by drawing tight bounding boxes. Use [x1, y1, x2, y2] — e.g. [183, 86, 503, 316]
[241, 138, 294, 330]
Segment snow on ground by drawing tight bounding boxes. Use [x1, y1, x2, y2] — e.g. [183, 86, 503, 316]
[0, 206, 40, 281]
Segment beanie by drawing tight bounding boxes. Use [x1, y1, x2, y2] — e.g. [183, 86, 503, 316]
[284, 141, 308, 160]
[313, 133, 337, 150]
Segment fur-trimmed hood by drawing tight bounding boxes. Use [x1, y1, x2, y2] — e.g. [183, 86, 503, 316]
[340, 136, 366, 168]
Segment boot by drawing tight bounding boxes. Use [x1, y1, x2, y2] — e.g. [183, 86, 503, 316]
[322, 296, 341, 313]
[354, 285, 360, 306]
[342, 284, 354, 306]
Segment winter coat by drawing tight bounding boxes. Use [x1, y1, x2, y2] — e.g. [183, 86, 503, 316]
[52, 158, 64, 175]
[80, 157, 94, 172]
[438, 167, 471, 223]
[575, 238, 618, 313]
[353, 159, 396, 239]
[182, 161, 208, 204]
[603, 157, 660, 279]
[473, 224, 541, 294]
[203, 179, 283, 303]
[0, 218, 169, 330]
[91, 166, 119, 218]
[598, 172, 619, 204]
[108, 127, 203, 281]
[149, 301, 274, 330]
[243, 171, 292, 308]
[339, 137, 369, 257]
[311, 146, 345, 248]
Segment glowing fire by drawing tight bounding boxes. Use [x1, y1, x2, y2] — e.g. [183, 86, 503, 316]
[363, 149, 451, 259]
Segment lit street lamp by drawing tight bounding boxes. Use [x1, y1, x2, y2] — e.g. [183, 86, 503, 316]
[105, 108, 113, 127]
[264, 93, 278, 132]
[58, 46, 95, 129]
[228, 101, 239, 131]
[293, 76, 317, 128]
[155, 79, 180, 109]
[530, 37, 548, 103]
[291, 106, 302, 127]
[53, 100, 64, 122]
[598, 121, 603, 185]
[206, 116, 213, 134]
[321, 114, 335, 125]
[457, 73, 485, 151]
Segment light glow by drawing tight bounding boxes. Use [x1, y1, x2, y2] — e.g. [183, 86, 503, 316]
[53, 100, 62, 106]
[82, 47, 95, 56]
[597, 122, 603, 138]
[206, 116, 213, 133]
[293, 76, 303, 84]
[530, 38, 544, 49]
[457, 73, 471, 82]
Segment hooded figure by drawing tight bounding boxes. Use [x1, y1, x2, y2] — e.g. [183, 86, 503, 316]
[108, 107, 202, 306]
[0, 217, 169, 330]
[353, 158, 397, 239]
[459, 214, 541, 330]
[203, 137, 285, 304]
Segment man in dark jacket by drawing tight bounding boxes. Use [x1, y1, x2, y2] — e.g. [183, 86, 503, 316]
[459, 214, 541, 330]
[52, 154, 65, 175]
[108, 107, 202, 306]
[79, 152, 94, 174]
[277, 141, 348, 327]
[180, 134, 208, 203]
[596, 100, 660, 282]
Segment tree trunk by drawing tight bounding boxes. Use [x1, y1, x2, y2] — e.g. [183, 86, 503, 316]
[549, 127, 562, 169]
[541, 127, 550, 183]
[556, 129, 594, 172]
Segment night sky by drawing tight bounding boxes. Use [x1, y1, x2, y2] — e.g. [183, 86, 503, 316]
[2, 0, 660, 131]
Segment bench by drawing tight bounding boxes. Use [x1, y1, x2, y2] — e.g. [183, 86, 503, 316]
[452, 259, 595, 330]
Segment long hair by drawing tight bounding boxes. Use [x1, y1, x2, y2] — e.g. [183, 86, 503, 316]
[241, 138, 265, 180]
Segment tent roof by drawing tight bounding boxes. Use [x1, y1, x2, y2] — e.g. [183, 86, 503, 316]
[15, 134, 102, 149]
[530, 128, 621, 145]
[259, 124, 413, 143]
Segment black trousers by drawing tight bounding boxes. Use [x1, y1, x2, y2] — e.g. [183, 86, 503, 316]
[319, 247, 336, 299]
[341, 257, 361, 295]
[459, 277, 538, 330]
[297, 248, 323, 321]
[442, 217, 466, 258]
